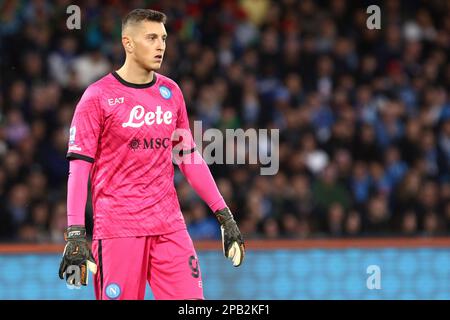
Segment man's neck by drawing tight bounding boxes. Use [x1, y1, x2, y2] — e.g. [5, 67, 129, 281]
[116, 61, 154, 84]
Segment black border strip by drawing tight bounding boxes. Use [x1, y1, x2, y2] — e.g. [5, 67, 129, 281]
[98, 239, 103, 300]
[181, 147, 196, 156]
[111, 71, 157, 88]
[66, 152, 95, 163]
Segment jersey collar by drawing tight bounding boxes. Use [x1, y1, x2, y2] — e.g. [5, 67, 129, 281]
[111, 71, 157, 89]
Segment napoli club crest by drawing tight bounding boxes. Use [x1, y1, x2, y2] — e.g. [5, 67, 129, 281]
[105, 283, 121, 299]
[159, 85, 172, 99]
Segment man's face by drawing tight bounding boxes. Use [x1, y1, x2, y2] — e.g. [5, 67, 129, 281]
[124, 20, 167, 71]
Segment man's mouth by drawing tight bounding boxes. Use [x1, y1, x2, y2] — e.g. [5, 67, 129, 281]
[154, 55, 163, 60]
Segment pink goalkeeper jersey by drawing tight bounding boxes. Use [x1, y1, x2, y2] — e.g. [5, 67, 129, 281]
[67, 72, 196, 240]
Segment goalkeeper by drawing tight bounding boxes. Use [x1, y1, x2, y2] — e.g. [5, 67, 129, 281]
[58, 9, 244, 300]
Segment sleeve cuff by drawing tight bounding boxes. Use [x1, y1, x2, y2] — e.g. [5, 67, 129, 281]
[174, 147, 197, 158]
[181, 147, 196, 155]
[66, 152, 95, 163]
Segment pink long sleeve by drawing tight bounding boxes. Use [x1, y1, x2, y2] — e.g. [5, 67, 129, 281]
[178, 151, 227, 212]
[67, 159, 92, 226]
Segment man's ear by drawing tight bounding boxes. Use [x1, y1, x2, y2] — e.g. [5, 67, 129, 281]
[122, 36, 134, 53]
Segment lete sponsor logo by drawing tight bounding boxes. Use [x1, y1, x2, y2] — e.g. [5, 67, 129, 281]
[122, 105, 172, 128]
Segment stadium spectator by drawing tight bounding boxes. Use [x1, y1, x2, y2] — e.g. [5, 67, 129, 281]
[0, 1, 449, 242]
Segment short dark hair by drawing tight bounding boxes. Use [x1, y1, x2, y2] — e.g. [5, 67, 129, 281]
[122, 9, 167, 30]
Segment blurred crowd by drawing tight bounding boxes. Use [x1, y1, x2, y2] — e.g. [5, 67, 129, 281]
[0, 0, 449, 243]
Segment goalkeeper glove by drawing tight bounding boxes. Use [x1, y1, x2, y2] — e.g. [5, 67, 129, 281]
[58, 225, 97, 286]
[214, 207, 245, 267]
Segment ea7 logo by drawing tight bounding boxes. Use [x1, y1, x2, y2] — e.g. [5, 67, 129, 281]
[108, 97, 124, 106]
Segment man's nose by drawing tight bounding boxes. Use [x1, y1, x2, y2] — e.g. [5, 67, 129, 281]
[156, 39, 165, 51]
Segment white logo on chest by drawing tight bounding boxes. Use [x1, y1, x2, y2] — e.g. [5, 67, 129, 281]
[108, 97, 124, 105]
[122, 105, 173, 128]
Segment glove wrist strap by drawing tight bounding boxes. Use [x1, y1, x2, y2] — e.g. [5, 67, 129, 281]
[214, 207, 234, 225]
[65, 225, 87, 241]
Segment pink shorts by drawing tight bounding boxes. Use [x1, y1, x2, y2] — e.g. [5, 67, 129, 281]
[91, 228, 204, 300]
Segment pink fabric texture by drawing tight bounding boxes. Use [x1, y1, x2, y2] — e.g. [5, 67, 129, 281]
[67, 159, 92, 226]
[178, 150, 227, 212]
[66, 72, 195, 239]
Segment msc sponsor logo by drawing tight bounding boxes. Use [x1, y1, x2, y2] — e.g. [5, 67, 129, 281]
[128, 138, 141, 150]
[128, 137, 170, 150]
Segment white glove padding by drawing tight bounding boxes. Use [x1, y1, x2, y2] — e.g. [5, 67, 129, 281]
[216, 208, 245, 267]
